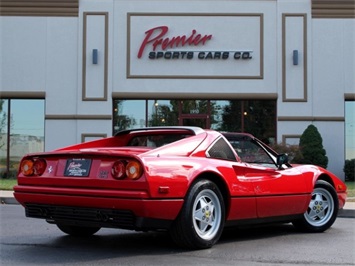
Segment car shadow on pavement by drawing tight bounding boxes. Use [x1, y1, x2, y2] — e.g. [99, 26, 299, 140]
[220, 222, 298, 243]
[4, 223, 302, 265]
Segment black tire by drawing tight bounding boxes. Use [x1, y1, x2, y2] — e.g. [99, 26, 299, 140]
[292, 180, 338, 232]
[170, 179, 225, 249]
[56, 224, 101, 236]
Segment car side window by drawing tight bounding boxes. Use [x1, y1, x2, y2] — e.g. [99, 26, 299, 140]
[207, 138, 237, 161]
[230, 139, 275, 166]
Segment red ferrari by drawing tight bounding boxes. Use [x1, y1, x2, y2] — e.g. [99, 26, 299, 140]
[14, 127, 347, 249]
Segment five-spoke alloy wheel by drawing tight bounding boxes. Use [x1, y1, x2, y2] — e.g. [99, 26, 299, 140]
[170, 179, 225, 249]
[293, 180, 338, 232]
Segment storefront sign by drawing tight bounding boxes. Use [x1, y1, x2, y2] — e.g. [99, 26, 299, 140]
[128, 14, 263, 79]
[138, 26, 212, 58]
[147, 50, 253, 60]
[137, 26, 253, 61]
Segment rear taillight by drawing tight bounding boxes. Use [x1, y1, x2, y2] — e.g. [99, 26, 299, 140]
[33, 158, 47, 176]
[20, 158, 47, 176]
[126, 161, 142, 180]
[111, 159, 143, 180]
[21, 159, 34, 176]
[112, 160, 126, 179]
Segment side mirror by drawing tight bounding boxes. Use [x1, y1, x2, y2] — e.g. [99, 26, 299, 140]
[277, 153, 289, 169]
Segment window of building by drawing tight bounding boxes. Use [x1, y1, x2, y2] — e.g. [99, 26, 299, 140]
[148, 100, 178, 127]
[345, 101, 355, 160]
[113, 100, 146, 132]
[112, 99, 276, 143]
[0, 99, 45, 178]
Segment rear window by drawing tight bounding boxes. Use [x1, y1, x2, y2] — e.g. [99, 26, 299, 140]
[127, 134, 190, 148]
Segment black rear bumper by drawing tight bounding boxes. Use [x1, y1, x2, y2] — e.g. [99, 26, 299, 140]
[25, 203, 172, 231]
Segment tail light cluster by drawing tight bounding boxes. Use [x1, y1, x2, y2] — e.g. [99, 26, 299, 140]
[20, 158, 47, 176]
[112, 159, 143, 180]
[20, 157, 143, 180]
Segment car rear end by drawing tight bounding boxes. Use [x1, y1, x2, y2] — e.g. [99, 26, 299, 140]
[13, 149, 184, 231]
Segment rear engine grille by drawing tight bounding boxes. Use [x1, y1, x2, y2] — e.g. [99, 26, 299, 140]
[25, 203, 136, 229]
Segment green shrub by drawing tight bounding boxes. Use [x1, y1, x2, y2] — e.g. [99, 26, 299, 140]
[293, 124, 328, 168]
[344, 159, 355, 181]
[271, 143, 300, 163]
[0, 169, 18, 179]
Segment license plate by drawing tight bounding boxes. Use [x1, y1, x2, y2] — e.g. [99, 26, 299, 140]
[64, 159, 92, 177]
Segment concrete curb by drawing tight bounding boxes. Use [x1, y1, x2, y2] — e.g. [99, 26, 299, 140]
[338, 209, 355, 218]
[0, 197, 19, 205]
[0, 191, 17, 205]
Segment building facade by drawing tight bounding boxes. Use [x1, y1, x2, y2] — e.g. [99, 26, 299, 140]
[0, 0, 354, 179]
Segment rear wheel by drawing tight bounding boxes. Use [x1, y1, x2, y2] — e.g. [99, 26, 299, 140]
[56, 224, 101, 236]
[170, 179, 225, 249]
[293, 180, 338, 232]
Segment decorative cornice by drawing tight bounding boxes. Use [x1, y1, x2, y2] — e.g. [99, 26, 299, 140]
[0, 0, 79, 17]
[45, 115, 112, 120]
[278, 116, 344, 122]
[111, 92, 278, 100]
[312, 0, 355, 19]
[345, 93, 355, 100]
[0, 91, 45, 99]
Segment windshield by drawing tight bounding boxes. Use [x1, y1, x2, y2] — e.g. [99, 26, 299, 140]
[224, 134, 279, 168]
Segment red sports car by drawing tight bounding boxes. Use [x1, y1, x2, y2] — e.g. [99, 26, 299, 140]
[14, 127, 347, 249]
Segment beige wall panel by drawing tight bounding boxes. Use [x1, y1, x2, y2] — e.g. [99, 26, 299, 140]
[82, 12, 108, 101]
[282, 14, 307, 102]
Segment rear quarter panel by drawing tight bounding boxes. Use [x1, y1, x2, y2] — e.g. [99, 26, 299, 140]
[141, 156, 255, 198]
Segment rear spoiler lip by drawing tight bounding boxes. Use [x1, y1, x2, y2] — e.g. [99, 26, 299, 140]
[21, 147, 151, 158]
[114, 126, 205, 137]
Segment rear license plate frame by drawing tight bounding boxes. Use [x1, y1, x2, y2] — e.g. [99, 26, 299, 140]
[64, 158, 92, 177]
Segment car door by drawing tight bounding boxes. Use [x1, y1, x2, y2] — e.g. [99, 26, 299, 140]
[243, 163, 309, 218]
[228, 135, 310, 218]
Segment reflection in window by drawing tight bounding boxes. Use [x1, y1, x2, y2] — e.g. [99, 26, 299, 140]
[113, 100, 181, 134]
[227, 136, 275, 166]
[210, 100, 237, 130]
[0, 99, 45, 178]
[147, 100, 178, 127]
[113, 100, 146, 133]
[0, 100, 9, 178]
[345, 101, 355, 160]
[112, 99, 276, 142]
[128, 134, 189, 148]
[181, 100, 209, 114]
[212, 100, 276, 144]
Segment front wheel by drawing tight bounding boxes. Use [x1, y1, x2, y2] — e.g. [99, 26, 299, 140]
[57, 224, 101, 236]
[293, 180, 338, 232]
[170, 179, 225, 249]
